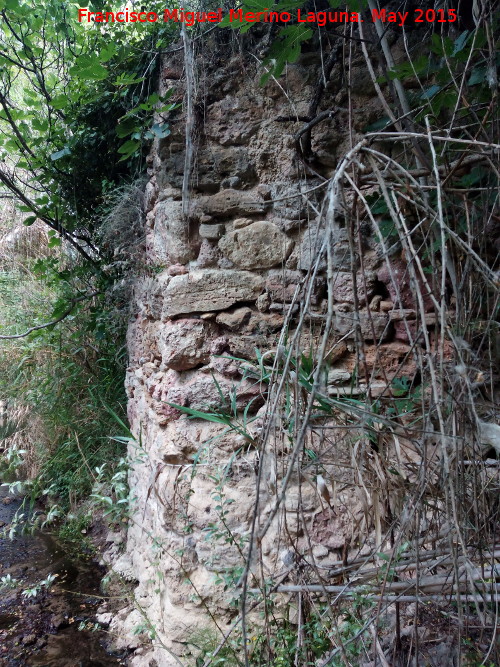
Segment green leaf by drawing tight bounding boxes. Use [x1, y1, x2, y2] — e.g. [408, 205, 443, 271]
[165, 402, 231, 424]
[50, 146, 71, 161]
[23, 215, 37, 226]
[432, 90, 458, 115]
[261, 24, 313, 84]
[452, 31, 470, 56]
[99, 42, 117, 63]
[146, 92, 159, 105]
[51, 95, 69, 110]
[420, 85, 441, 100]
[117, 139, 141, 161]
[51, 298, 71, 319]
[116, 117, 140, 138]
[459, 166, 491, 187]
[431, 33, 445, 56]
[391, 377, 410, 397]
[114, 73, 145, 87]
[378, 219, 396, 239]
[32, 118, 48, 132]
[70, 57, 108, 82]
[364, 116, 391, 132]
[468, 67, 487, 86]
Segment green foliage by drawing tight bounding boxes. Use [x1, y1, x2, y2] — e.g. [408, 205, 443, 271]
[0, 574, 19, 590]
[0, 443, 26, 480]
[21, 573, 58, 600]
[218, 0, 372, 83]
[189, 626, 241, 666]
[115, 89, 177, 162]
[0, 0, 179, 257]
[91, 456, 131, 525]
[0, 0, 161, 550]
[0, 260, 128, 510]
[260, 23, 313, 84]
[132, 620, 157, 640]
[375, 26, 495, 125]
[166, 369, 262, 444]
[189, 602, 369, 666]
[376, 541, 410, 582]
[58, 512, 93, 553]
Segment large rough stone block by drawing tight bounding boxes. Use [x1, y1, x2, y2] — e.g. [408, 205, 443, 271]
[265, 269, 302, 303]
[158, 319, 215, 370]
[378, 259, 434, 311]
[195, 147, 257, 192]
[162, 269, 264, 317]
[219, 221, 293, 269]
[334, 311, 391, 341]
[332, 271, 377, 306]
[157, 143, 257, 193]
[150, 199, 194, 265]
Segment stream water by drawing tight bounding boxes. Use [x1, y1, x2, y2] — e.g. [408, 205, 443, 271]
[0, 485, 126, 666]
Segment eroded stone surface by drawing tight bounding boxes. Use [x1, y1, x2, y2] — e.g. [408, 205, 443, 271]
[334, 311, 391, 341]
[190, 189, 266, 219]
[331, 271, 377, 306]
[265, 269, 302, 303]
[158, 319, 215, 370]
[206, 95, 262, 146]
[216, 306, 252, 330]
[219, 221, 294, 269]
[195, 238, 220, 267]
[298, 223, 352, 272]
[148, 199, 194, 265]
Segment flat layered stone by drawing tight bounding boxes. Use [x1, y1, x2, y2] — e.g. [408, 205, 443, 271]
[191, 189, 266, 219]
[162, 269, 264, 317]
[327, 369, 351, 385]
[232, 218, 253, 230]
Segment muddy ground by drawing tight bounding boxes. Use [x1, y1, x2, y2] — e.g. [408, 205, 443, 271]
[0, 485, 127, 666]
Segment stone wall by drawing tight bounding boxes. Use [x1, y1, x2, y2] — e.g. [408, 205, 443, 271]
[105, 33, 432, 666]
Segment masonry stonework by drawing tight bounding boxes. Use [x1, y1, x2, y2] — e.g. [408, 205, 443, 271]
[104, 37, 431, 666]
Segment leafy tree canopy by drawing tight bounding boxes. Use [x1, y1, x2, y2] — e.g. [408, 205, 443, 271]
[0, 0, 176, 262]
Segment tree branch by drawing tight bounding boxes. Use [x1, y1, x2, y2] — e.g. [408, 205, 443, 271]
[0, 92, 36, 158]
[0, 291, 101, 340]
[0, 166, 100, 267]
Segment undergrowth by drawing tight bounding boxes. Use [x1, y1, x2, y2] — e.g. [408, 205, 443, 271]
[0, 227, 129, 531]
